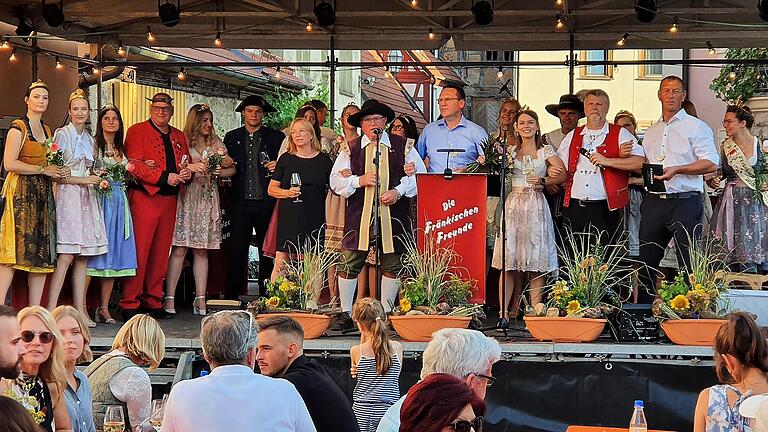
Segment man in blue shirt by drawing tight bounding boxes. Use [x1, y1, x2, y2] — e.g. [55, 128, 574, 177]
[417, 84, 487, 173]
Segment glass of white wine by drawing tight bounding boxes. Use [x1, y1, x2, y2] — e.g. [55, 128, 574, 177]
[149, 398, 165, 431]
[522, 155, 535, 188]
[104, 405, 125, 432]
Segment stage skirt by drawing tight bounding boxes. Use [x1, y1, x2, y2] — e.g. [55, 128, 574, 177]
[55, 182, 108, 256]
[87, 182, 137, 277]
[492, 187, 558, 273]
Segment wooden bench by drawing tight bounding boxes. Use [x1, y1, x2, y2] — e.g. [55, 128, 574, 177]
[724, 272, 768, 291]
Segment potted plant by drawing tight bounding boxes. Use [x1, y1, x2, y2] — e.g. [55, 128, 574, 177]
[389, 232, 484, 342]
[652, 233, 729, 346]
[466, 133, 508, 197]
[524, 230, 631, 342]
[248, 232, 337, 339]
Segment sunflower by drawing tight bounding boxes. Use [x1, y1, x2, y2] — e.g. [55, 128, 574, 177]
[265, 296, 281, 309]
[399, 298, 412, 313]
[566, 300, 581, 315]
[669, 294, 690, 311]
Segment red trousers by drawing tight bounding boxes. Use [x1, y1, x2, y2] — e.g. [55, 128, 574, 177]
[120, 189, 177, 310]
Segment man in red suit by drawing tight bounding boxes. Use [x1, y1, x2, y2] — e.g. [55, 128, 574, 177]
[121, 93, 191, 320]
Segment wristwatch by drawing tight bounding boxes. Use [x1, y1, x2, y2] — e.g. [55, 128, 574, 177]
[539, 177, 545, 185]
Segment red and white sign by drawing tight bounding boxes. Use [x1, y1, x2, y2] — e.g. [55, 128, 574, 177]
[416, 173, 487, 304]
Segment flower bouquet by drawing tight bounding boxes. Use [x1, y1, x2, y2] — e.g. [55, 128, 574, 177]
[93, 160, 133, 198]
[44, 138, 64, 166]
[3, 381, 46, 424]
[465, 134, 508, 174]
[202, 147, 227, 196]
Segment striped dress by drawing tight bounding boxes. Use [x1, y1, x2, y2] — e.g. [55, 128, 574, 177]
[352, 354, 402, 432]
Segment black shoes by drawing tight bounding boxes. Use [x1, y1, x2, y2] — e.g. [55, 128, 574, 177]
[331, 312, 355, 332]
[145, 308, 175, 320]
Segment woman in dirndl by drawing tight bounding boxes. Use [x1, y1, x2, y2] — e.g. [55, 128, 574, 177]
[492, 110, 566, 319]
[710, 104, 768, 273]
[0, 80, 67, 306]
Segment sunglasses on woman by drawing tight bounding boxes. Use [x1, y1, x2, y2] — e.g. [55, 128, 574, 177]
[451, 416, 484, 432]
[21, 330, 54, 344]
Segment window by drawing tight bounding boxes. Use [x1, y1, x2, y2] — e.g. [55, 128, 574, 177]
[484, 51, 514, 62]
[639, 49, 663, 78]
[294, 50, 312, 81]
[580, 50, 613, 78]
[387, 50, 403, 73]
[338, 50, 356, 97]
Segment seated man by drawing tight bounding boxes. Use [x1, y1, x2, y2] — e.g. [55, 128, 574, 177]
[257, 316, 359, 432]
[161, 311, 316, 432]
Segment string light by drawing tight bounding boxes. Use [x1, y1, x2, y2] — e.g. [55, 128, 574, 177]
[117, 41, 126, 57]
[617, 33, 629, 46]
[177, 68, 186, 80]
[55, 56, 62, 70]
[410, 0, 418, 6]
[555, 0, 563, 6]
[9, 50, 17, 62]
[707, 41, 716, 56]
[0, 37, 9, 50]
[92, 66, 100, 74]
[306, 22, 313, 32]
[146, 26, 156, 43]
[728, 70, 737, 80]
[555, 14, 565, 29]
[275, 66, 281, 80]
[428, 27, 435, 40]
[669, 18, 678, 33]
[496, 66, 503, 80]
[214, 31, 223, 48]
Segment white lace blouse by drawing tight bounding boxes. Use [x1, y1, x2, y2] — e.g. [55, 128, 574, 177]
[105, 350, 153, 431]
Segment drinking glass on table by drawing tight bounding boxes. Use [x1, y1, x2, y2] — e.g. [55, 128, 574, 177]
[290, 172, 303, 203]
[103, 405, 125, 432]
[149, 398, 166, 430]
[260, 151, 272, 177]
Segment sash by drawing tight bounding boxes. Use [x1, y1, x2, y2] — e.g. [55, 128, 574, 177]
[722, 138, 768, 207]
[358, 142, 394, 253]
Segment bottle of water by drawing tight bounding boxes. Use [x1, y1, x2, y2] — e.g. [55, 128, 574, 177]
[200, 370, 209, 377]
[629, 400, 647, 432]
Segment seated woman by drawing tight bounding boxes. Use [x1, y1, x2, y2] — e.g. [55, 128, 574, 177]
[52, 306, 96, 432]
[399, 373, 485, 432]
[0, 306, 71, 432]
[693, 312, 768, 431]
[84, 314, 165, 432]
[0, 396, 44, 432]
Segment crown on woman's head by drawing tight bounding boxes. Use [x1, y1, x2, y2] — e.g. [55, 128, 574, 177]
[69, 88, 87, 103]
[28, 80, 49, 91]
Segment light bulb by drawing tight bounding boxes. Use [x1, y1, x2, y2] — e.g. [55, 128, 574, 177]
[411, 0, 418, 6]
[147, 26, 156, 43]
[178, 68, 186, 80]
[728, 71, 737, 81]
[496, 68, 503, 79]
[669, 19, 678, 33]
[275, 66, 281, 80]
[9, 50, 17, 62]
[117, 43, 126, 57]
[555, 15, 564, 29]
[214, 31, 223, 48]
[428, 28, 435, 40]
[55, 56, 63, 70]
[306, 22, 313, 32]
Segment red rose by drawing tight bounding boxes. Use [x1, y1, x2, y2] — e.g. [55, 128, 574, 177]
[216, 147, 226, 156]
[50, 143, 60, 152]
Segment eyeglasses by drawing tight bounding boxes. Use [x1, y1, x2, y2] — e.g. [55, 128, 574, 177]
[151, 105, 172, 113]
[21, 330, 54, 344]
[475, 373, 496, 388]
[437, 97, 459, 104]
[391, 124, 405, 131]
[451, 416, 484, 432]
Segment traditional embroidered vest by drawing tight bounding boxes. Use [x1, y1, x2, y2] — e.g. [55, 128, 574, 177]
[562, 124, 629, 211]
[343, 134, 411, 253]
[85, 354, 135, 432]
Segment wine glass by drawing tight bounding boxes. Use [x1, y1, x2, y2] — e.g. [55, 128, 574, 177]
[149, 398, 165, 430]
[522, 155, 534, 187]
[260, 151, 272, 178]
[290, 172, 303, 203]
[103, 405, 125, 432]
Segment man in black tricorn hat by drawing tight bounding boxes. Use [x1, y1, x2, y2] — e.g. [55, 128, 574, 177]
[329, 99, 425, 329]
[223, 95, 285, 299]
[543, 94, 585, 150]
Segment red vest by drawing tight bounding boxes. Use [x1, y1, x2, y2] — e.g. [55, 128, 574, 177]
[562, 124, 629, 211]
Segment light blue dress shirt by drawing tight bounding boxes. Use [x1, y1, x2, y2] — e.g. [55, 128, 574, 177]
[416, 115, 487, 173]
[65, 368, 97, 432]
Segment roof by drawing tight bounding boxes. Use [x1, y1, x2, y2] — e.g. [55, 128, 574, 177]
[410, 50, 465, 86]
[1, 0, 767, 50]
[361, 50, 428, 130]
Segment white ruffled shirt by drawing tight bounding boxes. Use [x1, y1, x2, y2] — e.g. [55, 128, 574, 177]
[105, 350, 153, 431]
[53, 123, 95, 177]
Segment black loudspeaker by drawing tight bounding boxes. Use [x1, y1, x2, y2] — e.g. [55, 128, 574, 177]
[608, 303, 660, 342]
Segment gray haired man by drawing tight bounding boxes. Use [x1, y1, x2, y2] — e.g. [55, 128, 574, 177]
[376, 328, 502, 432]
[161, 311, 316, 432]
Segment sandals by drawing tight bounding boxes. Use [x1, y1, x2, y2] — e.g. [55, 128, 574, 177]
[94, 307, 117, 325]
[193, 296, 207, 316]
[164, 296, 177, 315]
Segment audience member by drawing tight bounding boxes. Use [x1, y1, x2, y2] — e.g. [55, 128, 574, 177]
[399, 373, 485, 432]
[257, 316, 359, 432]
[0, 305, 26, 379]
[52, 306, 95, 432]
[307, 99, 336, 142]
[376, 328, 501, 432]
[693, 312, 768, 431]
[161, 311, 316, 431]
[0, 396, 44, 432]
[85, 314, 165, 432]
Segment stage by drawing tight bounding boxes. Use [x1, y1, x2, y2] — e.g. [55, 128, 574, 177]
[88, 310, 716, 432]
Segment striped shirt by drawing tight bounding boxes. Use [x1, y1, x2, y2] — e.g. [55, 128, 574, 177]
[352, 355, 402, 432]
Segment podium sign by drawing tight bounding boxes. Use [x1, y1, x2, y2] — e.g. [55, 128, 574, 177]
[416, 173, 487, 304]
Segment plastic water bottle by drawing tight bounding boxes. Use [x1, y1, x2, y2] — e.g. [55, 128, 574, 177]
[200, 370, 209, 377]
[629, 400, 647, 432]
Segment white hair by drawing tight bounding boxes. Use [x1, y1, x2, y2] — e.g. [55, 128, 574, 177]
[420, 328, 502, 379]
[200, 311, 259, 365]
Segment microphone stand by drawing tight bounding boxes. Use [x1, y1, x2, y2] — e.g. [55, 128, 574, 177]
[496, 126, 510, 338]
[373, 129, 383, 302]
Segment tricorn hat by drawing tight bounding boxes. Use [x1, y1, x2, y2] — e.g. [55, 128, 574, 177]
[347, 99, 396, 128]
[236, 95, 277, 113]
[545, 94, 585, 118]
[145, 93, 174, 104]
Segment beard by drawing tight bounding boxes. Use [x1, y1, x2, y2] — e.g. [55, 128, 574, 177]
[0, 355, 22, 379]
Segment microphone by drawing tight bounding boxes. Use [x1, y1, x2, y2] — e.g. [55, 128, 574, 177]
[579, 147, 603, 169]
[372, 128, 383, 135]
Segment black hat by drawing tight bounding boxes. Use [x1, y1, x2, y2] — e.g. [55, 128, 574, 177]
[145, 93, 174, 104]
[545, 94, 585, 118]
[347, 99, 396, 128]
[236, 95, 277, 113]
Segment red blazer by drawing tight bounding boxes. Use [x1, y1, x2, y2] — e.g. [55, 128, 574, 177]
[562, 124, 629, 211]
[124, 120, 190, 196]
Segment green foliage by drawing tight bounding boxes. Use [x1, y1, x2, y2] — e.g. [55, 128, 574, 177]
[263, 82, 330, 131]
[658, 273, 689, 302]
[709, 48, 768, 103]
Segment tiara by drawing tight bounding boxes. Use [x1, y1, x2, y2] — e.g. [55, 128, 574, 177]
[100, 104, 117, 111]
[69, 88, 87, 103]
[196, 104, 211, 112]
[28, 80, 49, 91]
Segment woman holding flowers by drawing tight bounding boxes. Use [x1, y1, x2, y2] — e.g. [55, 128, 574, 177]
[47, 90, 108, 323]
[0, 81, 67, 306]
[165, 104, 235, 316]
[491, 110, 566, 319]
[709, 105, 768, 273]
[87, 105, 138, 325]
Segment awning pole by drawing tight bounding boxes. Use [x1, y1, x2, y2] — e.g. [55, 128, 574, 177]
[569, 32, 575, 94]
[31, 38, 38, 82]
[329, 34, 336, 126]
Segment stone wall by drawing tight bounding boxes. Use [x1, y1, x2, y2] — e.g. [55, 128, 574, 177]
[747, 96, 768, 140]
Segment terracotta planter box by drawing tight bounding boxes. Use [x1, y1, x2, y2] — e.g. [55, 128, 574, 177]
[256, 312, 331, 339]
[524, 316, 607, 343]
[661, 319, 726, 346]
[390, 315, 472, 342]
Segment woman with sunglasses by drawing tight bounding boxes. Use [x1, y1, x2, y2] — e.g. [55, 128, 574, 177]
[0, 306, 71, 432]
[400, 373, 485, 432]
[52, 306, 95, 432]
[85, 314, 165, 432]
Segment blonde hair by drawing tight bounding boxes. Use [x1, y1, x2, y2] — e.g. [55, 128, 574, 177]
[287, 118, 321, 155]
[17, 306, 68, 398]
[352, 298, 392, 375]
[183, 104, 219, 150]
[51, 306, 93, 364]
[112, 314, 165, 371]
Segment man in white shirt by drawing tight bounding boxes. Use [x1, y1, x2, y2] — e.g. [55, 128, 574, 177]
[161, 311, 316, 432]
[376, 328, 501, 432]
[329, 99, 426, 329]
[638, 76, 719, 303]
[557, 89, 644, 245]
[0, 305, 26, 379]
